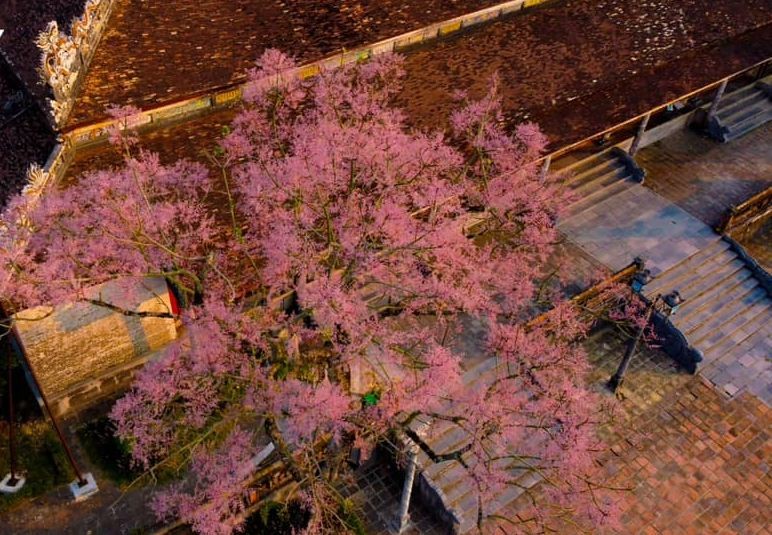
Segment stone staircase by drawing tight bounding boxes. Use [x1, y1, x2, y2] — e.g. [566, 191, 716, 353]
[413, 357, 544, 534]
[553, 148, 640, 219]
[642, 238, 772, 402]
[709, 75, 772, 143]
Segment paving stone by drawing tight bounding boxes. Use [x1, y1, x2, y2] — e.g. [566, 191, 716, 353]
[488, 327, 771, 534]
[639, 123, 772, 228]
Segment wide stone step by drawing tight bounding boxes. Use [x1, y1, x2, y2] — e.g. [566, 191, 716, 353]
[673, 271, 756, 330]
[674, 274, 758, 333]
[724, 99, 772, 128]
[702, 313, 772, 376]
[565, 158, 620, 189]
[689, 287, 768, 345]
[564, 176, 635, 218]
[649, 255, 743, 308]
[553, 149, 615, 177]
[453, 486, 480, 533]
[673, 258, 746, 303]
[699, 301, 771, 374]
[701, 304, 771, 363]
[717, 83, 761, 109]
[420, 359, 508, 460]
[718, 90, 767, 121]
[569, 166, 627, 200]
[725, 107, 772, 141]
[642, 240, 730, 296]
[422, 430, 549, 533]
[463, 472, 542, 534]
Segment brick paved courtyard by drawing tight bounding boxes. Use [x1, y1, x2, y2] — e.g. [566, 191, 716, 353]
[638, 122, 772, 229]
[340, 327, 772, 534]
[496, 327, 771, 535]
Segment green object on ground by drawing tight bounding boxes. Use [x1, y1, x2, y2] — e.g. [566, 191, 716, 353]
[362, 390, 380, 407]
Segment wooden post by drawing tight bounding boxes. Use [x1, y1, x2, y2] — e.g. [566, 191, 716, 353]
[628, 112, 651, 157]
[2, 310, 87, 486]
[540, 154, 551, 182]
[706, 78, 729, 123]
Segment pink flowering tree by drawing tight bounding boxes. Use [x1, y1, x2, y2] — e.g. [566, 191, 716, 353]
[0, 51, 628, 534]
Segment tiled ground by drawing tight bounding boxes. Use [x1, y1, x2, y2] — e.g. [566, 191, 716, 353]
[341, 455, 446, 535]
[638, 122, 772, 229]
[558, 184, 718, 276]
[496, 327, 771, 534]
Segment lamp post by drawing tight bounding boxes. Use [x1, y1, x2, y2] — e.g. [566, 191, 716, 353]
[607, 273, 684, 392]
[392, 440, 418, 534]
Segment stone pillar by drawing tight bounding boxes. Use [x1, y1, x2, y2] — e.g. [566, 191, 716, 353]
[628, 112, 651, 157]
[393, 442, 418, 533]
[706, 78, 729, 123]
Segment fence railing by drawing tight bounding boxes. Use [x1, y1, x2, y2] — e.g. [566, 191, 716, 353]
[717, 186, 772, 236]
[527, 261, 640, 330]
[532, 57, 772, 169]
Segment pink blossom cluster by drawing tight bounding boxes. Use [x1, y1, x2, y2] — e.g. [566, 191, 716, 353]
[0, 49, 630, 534]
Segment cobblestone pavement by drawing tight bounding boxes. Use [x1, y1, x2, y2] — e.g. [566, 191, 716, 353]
[495, 327, 771, 535]
[398, 0, 772, 148]
[638, 122, 772, 229]
[67, 0, 502, 127]
[341, 456, 447, 535]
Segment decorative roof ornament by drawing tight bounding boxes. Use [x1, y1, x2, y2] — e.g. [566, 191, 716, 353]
[23, 163, 51, 200]
[35, 0, 114, 128]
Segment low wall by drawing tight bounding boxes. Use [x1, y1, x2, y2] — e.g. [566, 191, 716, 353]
[44, 350, 155, 420]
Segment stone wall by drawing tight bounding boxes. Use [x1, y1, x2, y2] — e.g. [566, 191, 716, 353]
[14, 276, 178, 406]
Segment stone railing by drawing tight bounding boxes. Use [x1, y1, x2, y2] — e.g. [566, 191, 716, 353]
[36, 0, 117, 128]
[716, 186, 772, 237]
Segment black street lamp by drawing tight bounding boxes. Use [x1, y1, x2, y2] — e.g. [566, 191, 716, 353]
[607, 272, 684, 393]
